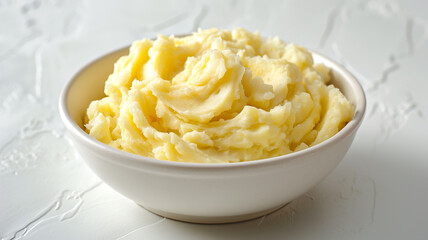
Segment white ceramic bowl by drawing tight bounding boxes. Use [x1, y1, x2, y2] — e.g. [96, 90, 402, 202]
[59, 46, 366, 224]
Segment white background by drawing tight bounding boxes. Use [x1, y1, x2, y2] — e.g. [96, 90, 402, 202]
[1, 0, 427, 239]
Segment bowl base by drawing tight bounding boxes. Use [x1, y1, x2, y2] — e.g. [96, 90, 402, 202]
[139, 203, 289, 224]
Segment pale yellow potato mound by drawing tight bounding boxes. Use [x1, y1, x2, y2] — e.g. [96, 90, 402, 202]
[85, 28, 354, 163]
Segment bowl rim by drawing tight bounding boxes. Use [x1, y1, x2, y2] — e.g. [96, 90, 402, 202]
[59, 45, 366, 170]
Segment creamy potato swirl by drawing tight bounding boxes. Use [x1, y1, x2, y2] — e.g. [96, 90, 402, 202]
[85, 28, 354, 163]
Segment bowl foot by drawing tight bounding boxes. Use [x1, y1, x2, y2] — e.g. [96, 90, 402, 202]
[138, 203, 289, 224]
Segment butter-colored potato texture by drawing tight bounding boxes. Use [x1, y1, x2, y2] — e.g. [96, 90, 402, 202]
[85, 28, 354, 163]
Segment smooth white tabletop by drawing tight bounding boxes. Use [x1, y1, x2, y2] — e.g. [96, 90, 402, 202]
[1, 0, 427, 239]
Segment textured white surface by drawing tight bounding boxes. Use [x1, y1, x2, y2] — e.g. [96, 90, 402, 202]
[1, 0, 427, 239]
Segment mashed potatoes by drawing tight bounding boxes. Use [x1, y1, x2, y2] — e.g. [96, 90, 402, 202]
[85, 28, 354, 163]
